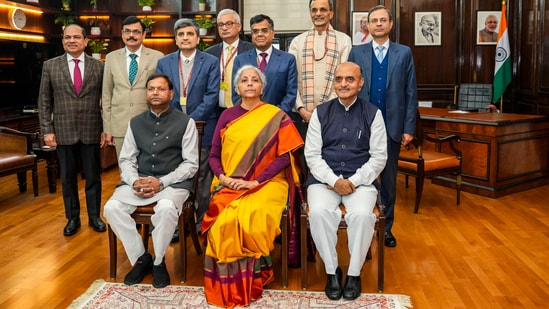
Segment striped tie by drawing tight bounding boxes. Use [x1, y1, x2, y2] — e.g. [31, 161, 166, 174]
[129, 54, 138, 85]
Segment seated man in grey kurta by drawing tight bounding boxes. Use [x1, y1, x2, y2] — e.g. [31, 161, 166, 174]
[104, 73, 199, 288]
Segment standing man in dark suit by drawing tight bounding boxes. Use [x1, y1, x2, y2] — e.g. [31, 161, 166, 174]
[348, 5, 418, 247]
[232, 14, 297, 115]
[205, 9, 254, 113]
[38, 24, 106, 236]
[156, 18, 219, 233]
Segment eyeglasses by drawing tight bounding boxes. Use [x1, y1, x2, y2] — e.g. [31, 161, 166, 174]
[251, 28, 271, 35]
[369, 18, 389, 24]
[147, 87, 168, 92]
[217, 21, 237, 28]
[122, 29, 143, 35]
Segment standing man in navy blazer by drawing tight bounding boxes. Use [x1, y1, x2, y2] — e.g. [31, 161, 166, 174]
[156, 18, 219, 234]
[348, 5, 417, 248]
[205, 9, 254, 113]
[232, 14, 297, 115]
[38, 24, 106, 236]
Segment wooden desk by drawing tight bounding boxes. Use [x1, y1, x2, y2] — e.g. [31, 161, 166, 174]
[418, 107, 549, 198]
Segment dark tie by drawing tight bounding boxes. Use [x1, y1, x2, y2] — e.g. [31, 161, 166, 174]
[259, 52, 268, 72]
[73, 59, 82, 94]
[129, 54, 138, 85]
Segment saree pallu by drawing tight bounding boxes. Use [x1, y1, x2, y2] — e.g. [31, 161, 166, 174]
[202, 103, 303, 308]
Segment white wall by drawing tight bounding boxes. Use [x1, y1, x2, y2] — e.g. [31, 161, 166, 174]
[242, 0, 312, 33]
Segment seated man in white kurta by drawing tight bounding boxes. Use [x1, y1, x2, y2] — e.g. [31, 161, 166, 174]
[305, 62, 387, 301]
[104, 73, 199, 288]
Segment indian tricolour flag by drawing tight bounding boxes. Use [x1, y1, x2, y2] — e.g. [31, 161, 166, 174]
[492, 0, 512, 103]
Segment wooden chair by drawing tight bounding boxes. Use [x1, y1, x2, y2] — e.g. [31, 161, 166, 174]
[296, 186, 386, 292]
[108, 120, 205, 283]
[0, 126, 38, 196]
[398, 108, 462, 213]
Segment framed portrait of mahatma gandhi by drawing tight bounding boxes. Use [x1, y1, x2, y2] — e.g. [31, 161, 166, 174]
[477, 11, 501, 45]
[414, 12, 442, 46]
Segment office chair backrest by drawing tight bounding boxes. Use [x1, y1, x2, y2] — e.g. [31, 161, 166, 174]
[457, 84, 493, 111]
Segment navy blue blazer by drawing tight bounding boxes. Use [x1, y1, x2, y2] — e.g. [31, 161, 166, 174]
[156, 50, 220, 147]
[349, 42, 417, 143]
[204, 40, 254, 58]
[232, 48, 297, 114]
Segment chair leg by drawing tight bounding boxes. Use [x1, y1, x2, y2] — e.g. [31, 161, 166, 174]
[142, 224, 150, 251]
[32, 166, 38, 197]
[300, 213, 308, 290]
[179, 217, 186, 283]
[377, 219, 385, 292]
[281, 210, 288, 288]
[108, 225, 117, 279]
[456, 174, 462, 205]
[16, 171, 28, 193]
[414, 176, 425, 214]
[405, 174, 409, 188]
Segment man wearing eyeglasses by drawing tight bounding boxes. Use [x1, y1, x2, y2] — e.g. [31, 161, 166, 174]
[349, 5, 418, 248]
[104, 73, 199, 288]
[156, 18, 219, 236]
[102, 16, 164, 158]
[232, 14, 297, 115]
[204, 9, 254, 113]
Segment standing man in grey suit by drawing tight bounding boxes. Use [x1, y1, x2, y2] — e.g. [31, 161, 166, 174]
[38, 24, 106, 236]
[102, 16, 164, 158]
[232, 14, 297, 115]
[156, 18, 219, 234]
[205, 9, 254, 113]
[348, 5, 417, 247]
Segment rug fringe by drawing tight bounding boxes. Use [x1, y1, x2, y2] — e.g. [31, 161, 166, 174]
[396, 294, 413, 308]
[67, 279, 107, 309]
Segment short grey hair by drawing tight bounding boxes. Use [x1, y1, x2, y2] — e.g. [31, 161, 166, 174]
[217, 8, 241, 24]
[233, 65, 267, 93]
[173, 18, 199, 36]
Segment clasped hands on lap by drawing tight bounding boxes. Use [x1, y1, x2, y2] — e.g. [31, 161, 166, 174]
[219, 174, 259, 191]
[328, 178, 356, 196]
[133, 176, 162, 198]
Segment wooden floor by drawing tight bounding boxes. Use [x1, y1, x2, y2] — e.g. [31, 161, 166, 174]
[0, 161, 547, 308]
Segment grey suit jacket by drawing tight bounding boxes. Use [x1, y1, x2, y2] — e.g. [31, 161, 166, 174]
[348, 41, 417, 143]
[101, 46, 164, 137]
[38, 53, 104, 145]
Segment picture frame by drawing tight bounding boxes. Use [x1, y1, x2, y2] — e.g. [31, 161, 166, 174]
[414, 12, 442, 46]
[477, 11, 501, 45]
[351, 11, 372, 45]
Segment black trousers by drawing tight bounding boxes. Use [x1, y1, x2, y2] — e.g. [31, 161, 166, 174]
[57, 142, 102, 220]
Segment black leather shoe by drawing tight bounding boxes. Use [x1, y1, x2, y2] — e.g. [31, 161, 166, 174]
[88, 217, 106, 232]
[63, 218, 81, 236]
[124, 253, 153, 285]
[343, 275, 362, 300]
[152, 260, 170, 288]
[325, 266, 343, 300]
[385, 231, 397, 247]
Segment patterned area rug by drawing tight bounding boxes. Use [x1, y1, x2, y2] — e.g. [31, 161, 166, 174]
[68, 279, 412, 309]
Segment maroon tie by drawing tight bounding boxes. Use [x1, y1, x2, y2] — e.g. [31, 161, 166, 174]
[259, 52, 268, 72]
[73, 59, 82, 94]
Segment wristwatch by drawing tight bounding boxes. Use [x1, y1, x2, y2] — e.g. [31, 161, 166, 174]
[158, 179, 164, 191]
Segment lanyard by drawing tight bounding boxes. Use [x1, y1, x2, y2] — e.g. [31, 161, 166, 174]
[178, 56, 193, 98]
[221, 46, 238, 82]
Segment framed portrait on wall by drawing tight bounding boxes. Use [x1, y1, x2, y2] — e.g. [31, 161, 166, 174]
[477, 11, 501, 45]
[351, 11, 372, 45]
[414, 12, 442, 46]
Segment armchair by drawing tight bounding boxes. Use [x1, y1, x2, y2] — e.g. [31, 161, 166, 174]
[0, 126, 38, 196]
[397, 109, 462, 213]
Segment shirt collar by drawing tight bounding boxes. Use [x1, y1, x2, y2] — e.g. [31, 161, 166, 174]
[372, 39, 390, 52]
[180, 50, 197, 63]
[223, 39, 239, 50]
[256, 46, 273, 57]
[66, 53, 85, 63]
[126, 45, 143, 58]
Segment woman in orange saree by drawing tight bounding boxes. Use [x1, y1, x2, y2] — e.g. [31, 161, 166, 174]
[201, 65, 303, 308]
